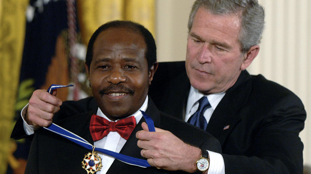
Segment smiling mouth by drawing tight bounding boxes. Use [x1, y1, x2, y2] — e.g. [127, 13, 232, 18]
[108, 93, 127, 97]
[104, 92, 129, 100]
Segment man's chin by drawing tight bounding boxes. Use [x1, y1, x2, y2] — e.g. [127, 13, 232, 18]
[191, 81, 214, 94]
[103, 110, 131, 120]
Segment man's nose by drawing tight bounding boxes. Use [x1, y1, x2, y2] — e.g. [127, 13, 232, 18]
[197, 43, 212, 63]
[106, 68, 127, 84]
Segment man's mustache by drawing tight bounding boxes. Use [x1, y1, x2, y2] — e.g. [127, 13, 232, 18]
[99, 84, 134, 96]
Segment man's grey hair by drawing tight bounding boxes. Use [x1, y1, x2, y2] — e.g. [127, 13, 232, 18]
[188, 0, 265, 53]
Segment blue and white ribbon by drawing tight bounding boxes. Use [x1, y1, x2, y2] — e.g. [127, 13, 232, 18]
[43, 84, 155, 168]
[47, 84, 74, 93]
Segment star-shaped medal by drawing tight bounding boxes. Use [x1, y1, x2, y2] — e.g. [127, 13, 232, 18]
[82, 149, 102, 174]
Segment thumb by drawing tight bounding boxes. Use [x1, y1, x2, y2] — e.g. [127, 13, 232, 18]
[141, 122, 149, 131]
[51, 89, 57, 96]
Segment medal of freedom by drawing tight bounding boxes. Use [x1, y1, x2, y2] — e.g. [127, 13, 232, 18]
[82, 148, 102, 174]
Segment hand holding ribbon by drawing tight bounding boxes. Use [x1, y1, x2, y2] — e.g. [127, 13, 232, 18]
[24, 84, 68, 128]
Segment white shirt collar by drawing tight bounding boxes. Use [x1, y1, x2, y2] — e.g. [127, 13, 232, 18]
[96, 96, 148, 124]
[186, 86, 225, 116]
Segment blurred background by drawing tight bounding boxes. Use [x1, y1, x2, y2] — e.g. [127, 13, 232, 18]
[0, 0, 310, 173]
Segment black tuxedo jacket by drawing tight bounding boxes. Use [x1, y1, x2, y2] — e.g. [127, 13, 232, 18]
[11, 98, 221, 174]
[149, 61, 306, 174]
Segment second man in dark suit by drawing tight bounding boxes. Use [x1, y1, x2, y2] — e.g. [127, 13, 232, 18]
[138, 0, 306, 174]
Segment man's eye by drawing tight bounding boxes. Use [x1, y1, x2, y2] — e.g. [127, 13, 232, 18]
[215, 45, 225, 51]
[125, 65, 137, 69]
[99, 65, 109, 69]
[193, 38, 202, 43]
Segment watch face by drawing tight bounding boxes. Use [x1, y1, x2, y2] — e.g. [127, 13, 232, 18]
[197, 158, 209, 171]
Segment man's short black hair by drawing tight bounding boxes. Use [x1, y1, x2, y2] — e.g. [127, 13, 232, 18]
[85, 20, 157, 69]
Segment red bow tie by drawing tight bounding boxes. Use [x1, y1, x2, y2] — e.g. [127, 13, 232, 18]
[89, 114, 136, 141]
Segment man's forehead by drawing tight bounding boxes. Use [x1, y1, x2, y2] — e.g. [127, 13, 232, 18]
[94, 29, 146, 48]
[94, 47, 145, 58]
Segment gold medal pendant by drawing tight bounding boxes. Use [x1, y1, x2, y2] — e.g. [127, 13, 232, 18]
[82, 147, 102, 174]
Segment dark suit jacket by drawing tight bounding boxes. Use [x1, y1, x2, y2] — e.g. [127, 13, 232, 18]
[11, 98, 221, 174]
[149, 61, 306, 174]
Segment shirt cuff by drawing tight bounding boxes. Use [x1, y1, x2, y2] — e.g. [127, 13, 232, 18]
[21, 103, 35, 135]
[207, 150, 225, 174]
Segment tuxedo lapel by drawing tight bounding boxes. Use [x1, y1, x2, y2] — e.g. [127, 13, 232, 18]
[207, 71, 252, 145]
[59, 110, 95, 144]
[206, 96, 242, 145]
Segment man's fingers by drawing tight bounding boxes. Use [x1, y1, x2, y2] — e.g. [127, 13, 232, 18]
[34, 90, 62, 107]
[137, 122, 166, 139]
[33, 100, 60, 114]
[30, 90, 62, 114]
[137, 125, 170, 150]
[27, 108, 54, 126]
[141, 149, 146, 157]
[147, 157, 169, 171]
[27, 113, 53, 127]
[32, 117, 53, 127]
[29, 97, 61, 115]
[141, 149, 154, 159]
[40, 103, 61, 114]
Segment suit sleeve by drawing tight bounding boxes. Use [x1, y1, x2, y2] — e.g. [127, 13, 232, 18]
[11, 115, 31, 140]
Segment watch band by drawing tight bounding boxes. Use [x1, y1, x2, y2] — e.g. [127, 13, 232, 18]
[201, 148, 209, 158]
[196, 149, 210, 172]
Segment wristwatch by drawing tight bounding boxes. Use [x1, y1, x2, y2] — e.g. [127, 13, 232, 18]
[196, 149, 209, 172]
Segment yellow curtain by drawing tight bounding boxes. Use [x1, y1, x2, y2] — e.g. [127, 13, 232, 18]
[77, 0, 155, 46]
[0, 0, 29, 173]
[125, 0, 155, 36]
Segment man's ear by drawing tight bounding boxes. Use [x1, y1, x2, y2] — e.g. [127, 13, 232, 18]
[148, 63, 158, 85]
[85, 63, 91, 86]
[241, 45, 260, 70]
[85, 63, 90, 75]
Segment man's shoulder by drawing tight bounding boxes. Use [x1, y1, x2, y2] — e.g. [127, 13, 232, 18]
[238, 73, 305, 112]
[225, 71, 305, 114]
[250, 74, 299, 98]
[233, 71, 299, 99]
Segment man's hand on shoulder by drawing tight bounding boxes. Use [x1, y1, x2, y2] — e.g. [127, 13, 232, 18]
[136, 122, 201, 173]
[25, 89, 62, 128]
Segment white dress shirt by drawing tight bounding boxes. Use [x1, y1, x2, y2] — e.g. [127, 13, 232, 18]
[21, 96, 148, 174]
[186, 86, 226, 174]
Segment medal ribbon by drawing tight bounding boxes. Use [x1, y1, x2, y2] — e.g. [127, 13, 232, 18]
[43, 84, 155, 168]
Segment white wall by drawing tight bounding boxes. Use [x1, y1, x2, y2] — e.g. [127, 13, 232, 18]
[155, 0, 311, 166]
[155, 0, 195, 62]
